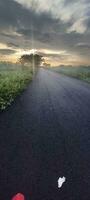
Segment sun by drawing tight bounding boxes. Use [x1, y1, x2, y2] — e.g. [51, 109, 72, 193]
[30, 49, 37, 54]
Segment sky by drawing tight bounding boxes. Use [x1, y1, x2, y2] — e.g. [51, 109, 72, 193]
[0, 0, 90, 66]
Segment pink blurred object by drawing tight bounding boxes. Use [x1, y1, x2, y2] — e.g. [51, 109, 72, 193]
[12, 193, 25, 200]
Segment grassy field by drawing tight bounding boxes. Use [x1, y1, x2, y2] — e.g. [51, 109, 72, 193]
[0, 63, 33, 110]
[50, 66, 90, 83]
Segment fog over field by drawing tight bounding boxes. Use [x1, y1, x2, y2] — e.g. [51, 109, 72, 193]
[0, 0, 90, 66]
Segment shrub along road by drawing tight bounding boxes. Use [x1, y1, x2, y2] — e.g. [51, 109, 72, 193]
[0, 68, 90, 200]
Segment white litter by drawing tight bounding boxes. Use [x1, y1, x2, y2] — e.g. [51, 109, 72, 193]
[58, 177, 66, 188]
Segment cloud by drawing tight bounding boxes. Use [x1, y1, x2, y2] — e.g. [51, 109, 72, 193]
[0, 0, 21, 28]
[38, 49, 69, 60]
[76, 42, 90, 49]
[0, 0, 90, 65]
[0, 49, 16, 55]
[67, 18, 87, 34]
[7, 42, 19, 48]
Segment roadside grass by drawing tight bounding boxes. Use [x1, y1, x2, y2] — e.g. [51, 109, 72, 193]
[0, 63, 33, 110]
[50, 66, 90, 83]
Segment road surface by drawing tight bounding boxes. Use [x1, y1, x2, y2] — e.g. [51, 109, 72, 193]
[0, 68, 90, 200]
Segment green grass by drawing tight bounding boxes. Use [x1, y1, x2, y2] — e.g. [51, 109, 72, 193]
[0, 63, 33, 110]
[50, 66, 90, 83]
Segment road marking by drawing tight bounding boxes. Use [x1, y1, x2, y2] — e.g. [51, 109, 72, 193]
[58, 177, 66, 188]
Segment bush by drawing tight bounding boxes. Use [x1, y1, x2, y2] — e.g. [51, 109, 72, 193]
[0, 64, 33, 110]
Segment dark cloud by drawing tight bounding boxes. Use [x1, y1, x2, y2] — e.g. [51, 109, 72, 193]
[0, 49, 16, 55]
[0, 32, 18, 39]
[7, 42, 19, 48]
[0, 0, 21, 28]
[17, 28, 53, 44]
[63, 0, 78, 6]
[0, 0, 65, 45]
[76, 43, 90, 49]
[0, 0, 61, 32]
[75, 42, 90, 57]
[0, 0, 90, 64]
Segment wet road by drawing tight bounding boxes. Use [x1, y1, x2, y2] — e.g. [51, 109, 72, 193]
[0, 68, 90, 200]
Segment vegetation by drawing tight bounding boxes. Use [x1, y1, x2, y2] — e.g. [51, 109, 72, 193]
[19, 53, 43, 67]
[0, 63, 33, 110]
[50, 66, 90, 83]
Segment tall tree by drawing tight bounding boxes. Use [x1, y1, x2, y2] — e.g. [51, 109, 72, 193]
[19, 54, 43, 67]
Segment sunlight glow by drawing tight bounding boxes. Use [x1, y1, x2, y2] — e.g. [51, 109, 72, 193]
[0, 43, 8, 49]
[39, 49, 67, 55]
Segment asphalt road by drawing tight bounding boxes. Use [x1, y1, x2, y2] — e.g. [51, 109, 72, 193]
[0, 68, 90, 200]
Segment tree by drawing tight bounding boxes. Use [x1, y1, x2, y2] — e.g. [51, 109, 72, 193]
[19, 53, 43, 67]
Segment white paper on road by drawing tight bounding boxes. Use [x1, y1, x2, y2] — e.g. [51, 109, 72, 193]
[58, 177, 66, 188]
